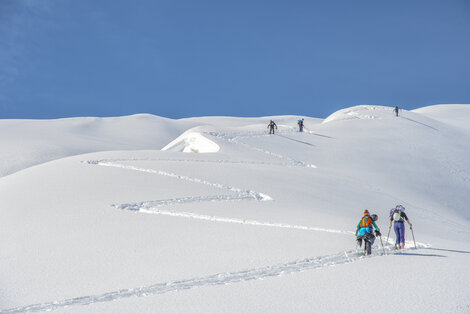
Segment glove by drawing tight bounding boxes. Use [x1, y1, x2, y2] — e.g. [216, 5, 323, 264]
[375, 230, 381, 237]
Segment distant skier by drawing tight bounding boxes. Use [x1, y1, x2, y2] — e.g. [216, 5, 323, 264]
[394, 106, 399, 117]
[267, 120, 277, 134]
[389, 205, 412, 249]
[356, 210, 381, 255]
[297, 119, 304, 132]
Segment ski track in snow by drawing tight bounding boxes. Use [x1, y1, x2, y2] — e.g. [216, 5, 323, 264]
[86, 129, 317, 210]
[0, 244, 429, 313]
[206, 131, 317, 168]
[85, 157, 299, 167]
[90, 160, 347, 235]
[91, 160, 347, 235]
[88, 160, 272, 204]
[117, 205, 355, 235]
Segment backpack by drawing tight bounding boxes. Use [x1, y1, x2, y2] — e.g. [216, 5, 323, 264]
[360, 215, 373, 228]
[392, 209, 404, 222]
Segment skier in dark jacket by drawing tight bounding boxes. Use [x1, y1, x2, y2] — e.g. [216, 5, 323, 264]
[394, 106, 399, 117]
[267, 120, 277, 134]
[389, 205, 412, 249]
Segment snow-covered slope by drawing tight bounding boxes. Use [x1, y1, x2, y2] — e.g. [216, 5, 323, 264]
[413, 104, 470, 132]
[0, 114, 319, 178]
[0, 114, 198, 177]
[1, 106, 469, 313]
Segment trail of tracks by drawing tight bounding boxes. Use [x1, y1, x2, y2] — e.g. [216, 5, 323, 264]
[87, 130, 323, 230]
[118, 205, 354, 235]
[1, 244, 427, 313]
[90, 159, 340, 235]
[206, 131, 317, 168]
[89, 160, 272, 206]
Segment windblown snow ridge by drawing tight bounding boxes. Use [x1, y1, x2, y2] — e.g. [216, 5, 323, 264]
[162, 131, 220, 153]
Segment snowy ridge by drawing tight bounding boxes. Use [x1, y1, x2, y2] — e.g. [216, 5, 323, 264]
[0, 114, 198, 177]
[322, 105, 396, 123]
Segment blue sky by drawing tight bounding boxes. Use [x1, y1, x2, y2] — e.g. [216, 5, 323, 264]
[1, 0, 469, 119]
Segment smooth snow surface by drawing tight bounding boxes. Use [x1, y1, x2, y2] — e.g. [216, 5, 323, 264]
[1, 105, 470, 313]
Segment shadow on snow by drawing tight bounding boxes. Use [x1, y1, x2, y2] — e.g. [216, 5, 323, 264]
[423, 247, 470, 254]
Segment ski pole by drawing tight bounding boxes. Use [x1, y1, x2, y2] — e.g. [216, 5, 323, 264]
[379, 235, 386, 255]
[410, 226, 417, 249]
[386, 226, 391, 244]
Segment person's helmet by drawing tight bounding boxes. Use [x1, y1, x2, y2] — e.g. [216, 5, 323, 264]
[364, 209, 369, 214]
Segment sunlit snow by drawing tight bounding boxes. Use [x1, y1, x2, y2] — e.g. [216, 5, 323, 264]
[1, 105, 469, 313]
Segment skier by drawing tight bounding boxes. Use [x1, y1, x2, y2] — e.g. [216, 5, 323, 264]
[356, 210, 381, 255]
[389, 205, 412, 249]
[267, 120, 277, 134]
[297, 119, 304, 132]
[394, 106, 399, 117]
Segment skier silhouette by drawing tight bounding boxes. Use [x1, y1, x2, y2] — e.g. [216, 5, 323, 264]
[298, 119, 304, 132]
[267, 120, 277, 134]
[394, 106, 399, 117]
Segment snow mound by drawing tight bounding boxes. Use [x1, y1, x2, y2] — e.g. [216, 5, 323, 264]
[413, 104, 470, 131]
[162, 132, 220, 153]
[322, 105, 398, 124]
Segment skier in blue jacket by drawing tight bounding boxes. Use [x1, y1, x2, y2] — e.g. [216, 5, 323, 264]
[297, 119, 304, 132]
[356, 210, 381, 247]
